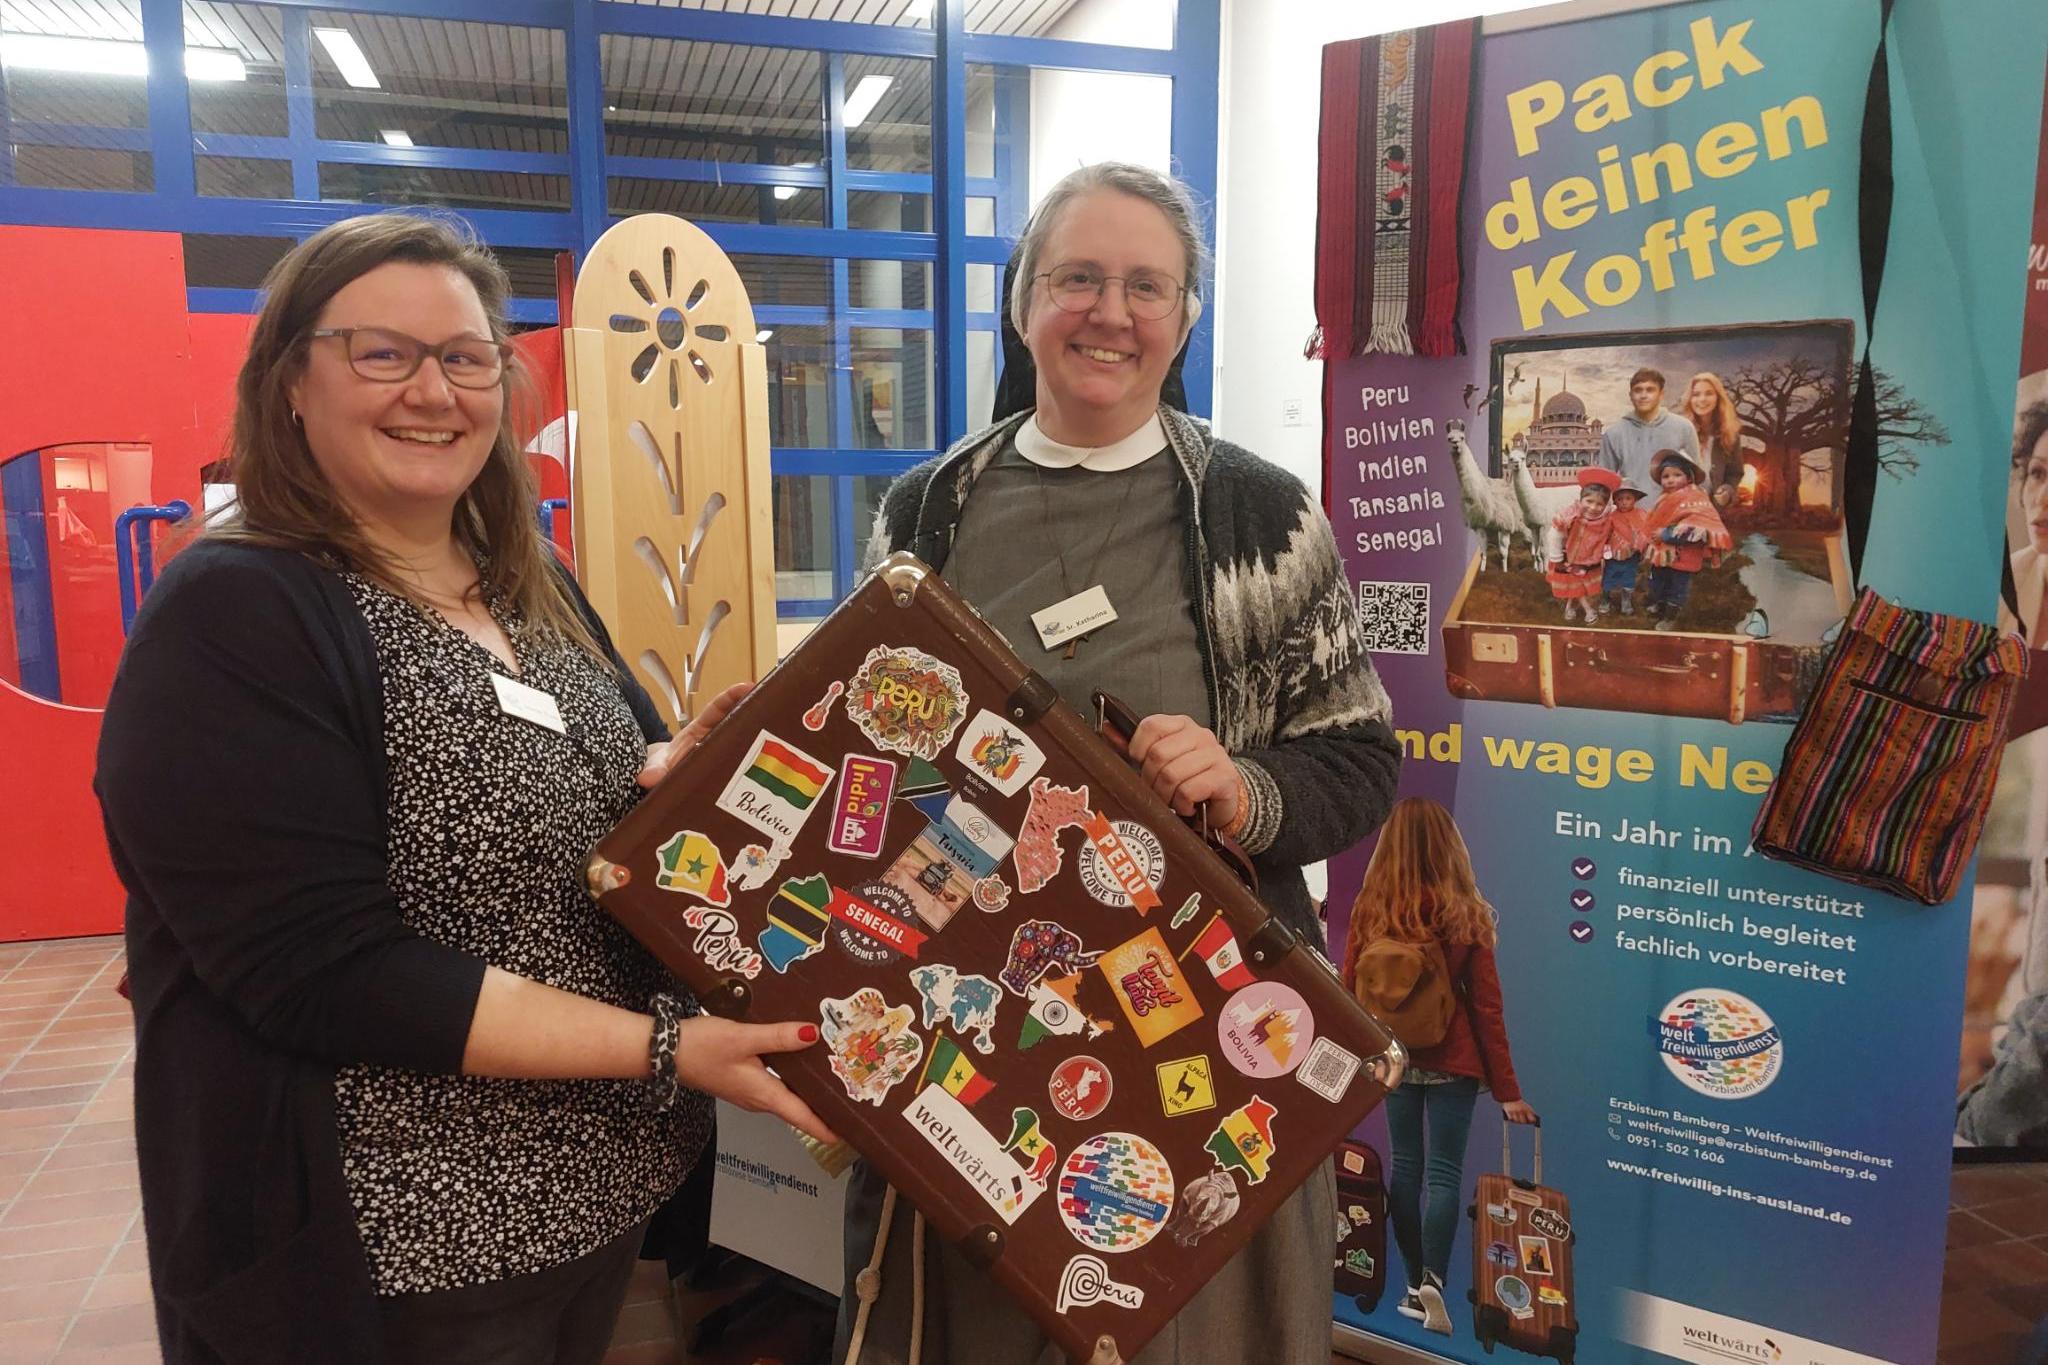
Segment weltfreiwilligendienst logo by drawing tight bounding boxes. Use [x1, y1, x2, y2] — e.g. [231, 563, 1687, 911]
[1652, 989, 1783, 1100]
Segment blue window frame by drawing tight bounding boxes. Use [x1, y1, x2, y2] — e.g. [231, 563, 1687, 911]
[0, 0, 1220, 616]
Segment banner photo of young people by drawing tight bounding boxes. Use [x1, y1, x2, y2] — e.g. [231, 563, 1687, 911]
[1319, 3, 2048, 1363]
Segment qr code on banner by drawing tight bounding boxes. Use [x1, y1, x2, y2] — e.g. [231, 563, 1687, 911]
[1357, 581, 1430, 656]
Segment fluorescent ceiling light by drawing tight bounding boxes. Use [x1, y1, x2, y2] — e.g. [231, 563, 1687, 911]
[0, 34, 245, 82]
[905, 0, 934, 19]
[313, 27, 378, 89]
[773, 186, 798, 201]
[755, 329, 774, 342]
[842, 74, 893, 129]
[380, 129, 413, 148]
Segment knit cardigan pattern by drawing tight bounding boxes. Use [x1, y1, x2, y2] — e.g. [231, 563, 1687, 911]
[867, 407, 1401, 928]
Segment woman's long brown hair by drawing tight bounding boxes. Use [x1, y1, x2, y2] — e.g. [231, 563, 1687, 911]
[1343, 797, 1497, 986]
[1685, 371, 1743, 455]
[211, 212, 602, 659]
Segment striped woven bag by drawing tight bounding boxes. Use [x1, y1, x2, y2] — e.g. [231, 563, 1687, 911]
[1750, 591, 2027, 905]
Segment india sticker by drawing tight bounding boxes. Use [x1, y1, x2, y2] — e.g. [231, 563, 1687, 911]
[1057, 1132, 1176, 1254]
[953, 708, 1046, 796]
[1048, 1055, 1113, 1122]
[1019, 973, 1114, 1050]
[1154, 1054, 1216, 1118]
[716, 732, 834, 849]
[1217, 981, 1315, 1078]
[827, 753, 897, 859]
[819, 987, 923, 1107]
[845, 645, 968, 761]
[1077, 815, 1165, 914]
[1002, 919, 1102, 997]
[1098, 927, 1204, 1048]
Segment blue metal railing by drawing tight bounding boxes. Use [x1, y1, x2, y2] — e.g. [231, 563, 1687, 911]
[538, 497, 570, 541]
[115, 500, 191, 635]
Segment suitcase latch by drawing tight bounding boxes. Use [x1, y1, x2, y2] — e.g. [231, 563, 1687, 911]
[957, 1223, 1006, 1269]
[1005, 672, 1061, 726]
[1243, 916, 1299, 968]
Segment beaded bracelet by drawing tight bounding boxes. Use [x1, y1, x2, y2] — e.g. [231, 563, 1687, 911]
[647, 992, 686, 1112]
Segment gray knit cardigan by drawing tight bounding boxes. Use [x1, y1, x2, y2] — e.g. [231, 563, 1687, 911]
[865, 406, 1402, 938]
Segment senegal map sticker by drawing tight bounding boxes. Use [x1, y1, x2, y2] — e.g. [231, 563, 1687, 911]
[826, 753, 896, 859]
[1057, 1132, 1176, 1254]
[1217, 981, 1315, 1079]
[908, 963, 1003, 1055]
[819, 987, 923, 1107]
[654, 830, 731, 907]
[1099, 927, 1204, 1047]
[845, 645, 967, 761]
[1162, 1168, 1240, 1248]
[1003, 1107, 1057, 1186]
[716, 732, 834, 849]
[904, 1082, 1045, 1226]
[1013, 777, 1092, 893]
[953, 708, 1047, 796]
[1205, 1095, 1278, 1184]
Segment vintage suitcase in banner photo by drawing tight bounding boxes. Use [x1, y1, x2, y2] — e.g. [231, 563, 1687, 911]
[587, 553, 1405, 1364]
[1440, 321, 1858, 726]
[1333, 1139, 1389, 1314]
[1467, 1120, 1577, 1363]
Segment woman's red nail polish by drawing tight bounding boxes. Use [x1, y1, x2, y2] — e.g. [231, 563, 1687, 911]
[798, 1024, 820, 1044]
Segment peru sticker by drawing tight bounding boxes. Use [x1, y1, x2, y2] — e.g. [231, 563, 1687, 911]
[1048, 1055, 1113, 1122]
[679, 905, 763, 979]
[1056, 1254, 1144, 1314]
[953, 709, 1046, 796]
[827, 754, 897, 859]
[820, 987, 923, 1107]
[1078, 815, 1164, 914]
[845, 645, 967, 761]
[716, 731, 834, 849]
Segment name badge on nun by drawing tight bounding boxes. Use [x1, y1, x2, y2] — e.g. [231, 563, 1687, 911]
[492, 672, 566, 734]
[1031, 585, 1118, 653]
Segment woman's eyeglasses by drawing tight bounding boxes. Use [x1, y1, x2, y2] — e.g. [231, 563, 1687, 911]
[1034, 264, 1190, 321]
[307, 326, 512, 389]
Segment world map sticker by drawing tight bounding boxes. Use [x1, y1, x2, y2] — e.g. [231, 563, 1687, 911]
[1057, 1132, 1176, 1254]
[845, 645, 968, 761]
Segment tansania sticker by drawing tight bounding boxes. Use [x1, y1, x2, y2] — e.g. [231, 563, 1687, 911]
[827, 754, 897, 859]
[953, 708, 1046, 796]
[757, 874, 833, 974]
[716, 732, 834, 848]
[846, 645, 968, 760]
[655, 830, 731, 907]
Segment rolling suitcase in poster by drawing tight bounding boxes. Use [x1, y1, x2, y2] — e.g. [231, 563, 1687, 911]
[586, 553, 1406, 1364]
[1333, 1139, 1388, 1313]
[1467, 1120, 1577, 1363]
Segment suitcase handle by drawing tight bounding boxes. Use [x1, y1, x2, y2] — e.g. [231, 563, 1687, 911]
[1092, 690, 1259, 892]
[1502, 1115, 1542, 1187]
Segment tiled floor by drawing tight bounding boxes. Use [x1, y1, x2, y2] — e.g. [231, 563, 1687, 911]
[3, 936, 2044, 1365]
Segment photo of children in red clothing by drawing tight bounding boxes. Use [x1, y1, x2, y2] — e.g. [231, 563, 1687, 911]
[1342, 799, 1536, 1339]
[1640, 449, 1734, 630]
[1545, 467, 1620, 624]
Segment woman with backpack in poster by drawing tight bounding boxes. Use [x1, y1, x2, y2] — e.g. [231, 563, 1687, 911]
[1342, 797, 1537, 1337]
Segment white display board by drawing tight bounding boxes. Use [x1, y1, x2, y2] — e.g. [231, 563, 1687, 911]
[709, 1101, 847, 1293]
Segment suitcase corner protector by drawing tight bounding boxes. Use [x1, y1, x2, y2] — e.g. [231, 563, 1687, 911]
[875, 552, 933, 606]
[586, 854, 629, 896]
[1086, 1335, 1124, 1365]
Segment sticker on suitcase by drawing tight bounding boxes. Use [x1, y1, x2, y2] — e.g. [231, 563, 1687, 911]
[904, 1082, 1045, 1225]
[1058, 1132, 1176, 1253]
[828, 882, 926, 964]
[825, 754, 896, 859]
[1519, 1236, 1557, 1278]
[1496, 1274, 1534, 1319]
[729, 841, 788, 893]
[972, 875, 1012, 913]
[845, 645, 968, 760]
[1528, 1207, 1572, 1241]
[820, 987, 923, 1106]
[882, 795, 1017, 933]
[1204, 1095, 1278, 1184]
[1078, 815, 1165, 913]
[1002, 919, 1103, 997]
[1162, 1168, 1240, 1247]
[1013, 777, 1093, 894]
[1048, 1055, 1113, 1122]
[1296, 1036, 1361, 1102]
[1180, 912, 1254, 991]
[1100, 927, 1204, 1047]
[654, 829, 732, 906]
[716, 732, 835, 848]
[954, 708, 1047, 796]
[1217, 982, 1314, 1078]
[1056, 1255, 1145, 1313]
[802, 680, 844, 732]
[908, 963, 1002, 1055]
[1154, 1054, 1216, 1118]
[758, 874, 833, 973]
[1019, 972, 1116, 1049]
[680, 905, 764, 978]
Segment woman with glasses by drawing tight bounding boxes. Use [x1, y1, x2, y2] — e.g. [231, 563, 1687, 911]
[835, 162, 1403, 1365]
[95, 214, 833, 1365]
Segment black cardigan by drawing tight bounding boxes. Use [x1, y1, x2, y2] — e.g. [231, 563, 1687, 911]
[94, 540, 665, 1365]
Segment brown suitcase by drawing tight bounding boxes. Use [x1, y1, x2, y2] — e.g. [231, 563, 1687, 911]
[1467, 1121, 1577, 1363]
[587, 553, 1404, 1364]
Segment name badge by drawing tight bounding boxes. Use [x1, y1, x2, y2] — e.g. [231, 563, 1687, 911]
[1031, 585, 1118, 653]
[491, 672, 566, 734]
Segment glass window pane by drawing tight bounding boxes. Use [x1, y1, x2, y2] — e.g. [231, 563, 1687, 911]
[853, 472, 897, 573]
[851, 328, 932, 450]
[849, 260, 931, 312]
[1, 57, 149, 128]
[967, 263, 997, 314]
[772, 474, 833, 601]
[308, 12, 567, 153]
[608, 177, 825, 226]
[968, 0, 1174, 49]
[186, 2, 287, 136]
[196, 155, 292, 198]
[0, 12, 154, 191]
[318, 162, 569, 213]
[184, 233, 294, 289]
[731, 255, 831, 311]
[603, 37, 824, 168]
[966, 197, 996, 236]
[761, 325, 833, 450]
[848, 190, 930, 233]
[491, 246, 564, 301]
[610, 0, 929, 28]
[12, 146, 152, 192]
[843, 55, 929, 174]
[968, 64, 1170, 229]
[967, 329, 996, 433]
